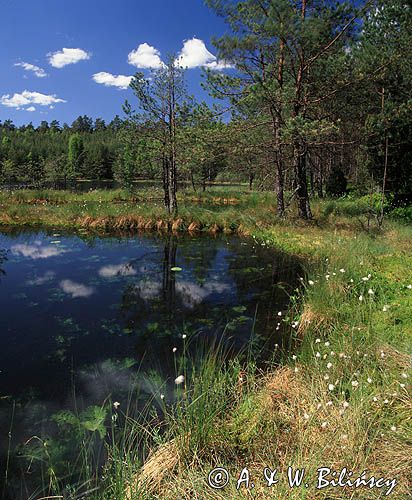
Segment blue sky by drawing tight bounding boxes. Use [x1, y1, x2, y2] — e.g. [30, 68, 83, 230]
[0, 0, 229, 126]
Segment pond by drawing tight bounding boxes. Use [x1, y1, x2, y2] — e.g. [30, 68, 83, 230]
[0, 229, 302, 498]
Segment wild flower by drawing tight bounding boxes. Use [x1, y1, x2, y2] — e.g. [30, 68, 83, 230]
[362, 277, 369, 282]
[383, 399, 389, 404]
[368, 288, 374, 295]
[343, 401, 349, 408]
[113, 402, 120, 409]
[340, 268, 345, 273]
[278, 311, 282, 316]
[359, 295, 364, 301]
[325, 341, 330, 347]
[172, 347, 177, 353]
[351, 380, 359, 387]
[324, 374, 330, 380]
[339, 352, 345, 358]
[304, 412, 310, 420]
[317, 403, 322, 409]
[160, 394, 165, 400]
[367, 377, 372, 383]
[328, 384, 335, 391]
[316, 352, 321, 358]
[407, 284, 412, 289]
[400, 383, 405, 389]
[350, 279, 354, 283]
[383, 305, 389, 312]
[308, 280, 314, 286]
[373, 397, 378, 402]
[292, 355, 297, 360]
[294, 367, 299, 373]
[175, 375, 185, 385]
[326, 401, 333, 406]
[401, 373, 408, 379]
[341, 434, 348, 440]
[327, 362, 332, 369]
[390, 426, 397, 432]
[330, 351, 335, 356]
[315, 338, 321, 343]
[182, 334, 187, 339]
[380, 351, 385, 358]
[321, 421, 328, 428]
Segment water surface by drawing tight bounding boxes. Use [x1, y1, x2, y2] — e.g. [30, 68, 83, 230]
[0, 229, 301, 496]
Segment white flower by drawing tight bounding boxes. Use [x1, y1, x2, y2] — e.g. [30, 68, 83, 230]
[401, 373, 408, 379]
[390, 425, 397, 431]
[315, 338, 321, 343]
[160, 394, 165, 400]
[339, 352, 345, 358]
[343, 401, 349, 408]
[113, 401, 120, 409]
[330, 351, 335, 356]
[350, 279, 354, 283]
[292, 355, 297, 360]
[382, 305, 389, 312]
[325, 341, 330, 347]
[316, 352, 321, 358]
[340, 268, 345, 273]
[317, 403, 322, 409]
[308, 280, 315, 286]
[304, 412, 310, 420]
[182, 334, 187, 339]
[400, 383, 405, 389]
[341, 434, 348, 440]
[367, 377, 372, 383]
[362, 277, 369, 282]
[407, 284, 412, 289]
[368, 289, 374, 295]
[324, 374, 330, 380]
[294, 367, 299, 373]
[351, 380, 359, 387]
[278, 311, 282, 316]
[327, 362, 333, 369]
[383, 399, 389, 404]
[373, 396, 378, 402]
[380, 351, 385, 358]
[172, 347, 177, 353]
[175, 375, 185, 385]
[328, 384, 335, 391]
[359, 295, 364, 301]
[321, 421, 328, 428]
[326, 401, 333, 406]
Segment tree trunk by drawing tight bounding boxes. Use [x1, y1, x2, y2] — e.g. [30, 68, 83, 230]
[293, 142, 312, 219]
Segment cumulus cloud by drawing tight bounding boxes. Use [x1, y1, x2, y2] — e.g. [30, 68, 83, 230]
[92, 72, 133, 90]
[98, 263, 137, 277]
[128, 43, 164, 69]
[60, 279, 95, 298]
[14, 62, 47, 78]
[177, 38, 233, 70]
[0, 90, 66, 110]
[11, 242, 65, 259]
[27, 270, 56, 286]
[48, 47, 91, 68]
[26, 106, 36, 112]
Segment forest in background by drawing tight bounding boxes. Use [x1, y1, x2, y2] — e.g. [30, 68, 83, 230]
[0, 0, 411, 218]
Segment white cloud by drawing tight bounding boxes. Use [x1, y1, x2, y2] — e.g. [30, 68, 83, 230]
[0, 90, 66, 109]
[98, 263, 137, 277]
[15, 62, 47, 78]
[60, 279, 95, 298]
[177, 38, 233, 70]
[26, 106, 36, 112]
[48, 47, 91, 68]
[11, 242, 65, 259]
[128, 43, 164, 69]
[27, 270, 56, 285]
[92, 72, 133, 90]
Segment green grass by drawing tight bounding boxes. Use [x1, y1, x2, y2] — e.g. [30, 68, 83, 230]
[1, 189, 411, 498]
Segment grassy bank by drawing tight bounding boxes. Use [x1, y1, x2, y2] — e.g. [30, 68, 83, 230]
[1, 190, 411, 498]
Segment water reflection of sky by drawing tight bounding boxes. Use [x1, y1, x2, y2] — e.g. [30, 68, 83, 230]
[0, 230, 301, 493]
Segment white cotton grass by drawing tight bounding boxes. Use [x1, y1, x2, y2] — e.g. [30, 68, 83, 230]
[175, 375, 185, 385]
[113, 401, 120, 409]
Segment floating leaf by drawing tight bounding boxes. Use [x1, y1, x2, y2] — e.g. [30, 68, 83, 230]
[171, 267, 182, 272]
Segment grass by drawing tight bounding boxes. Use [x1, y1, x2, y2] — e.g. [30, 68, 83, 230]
[1, 188, 411, 498]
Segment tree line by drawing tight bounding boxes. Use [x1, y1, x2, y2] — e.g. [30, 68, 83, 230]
[1, 0, 411, 219]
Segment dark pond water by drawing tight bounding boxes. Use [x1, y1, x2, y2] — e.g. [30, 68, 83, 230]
[0, 229, 301, 497]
